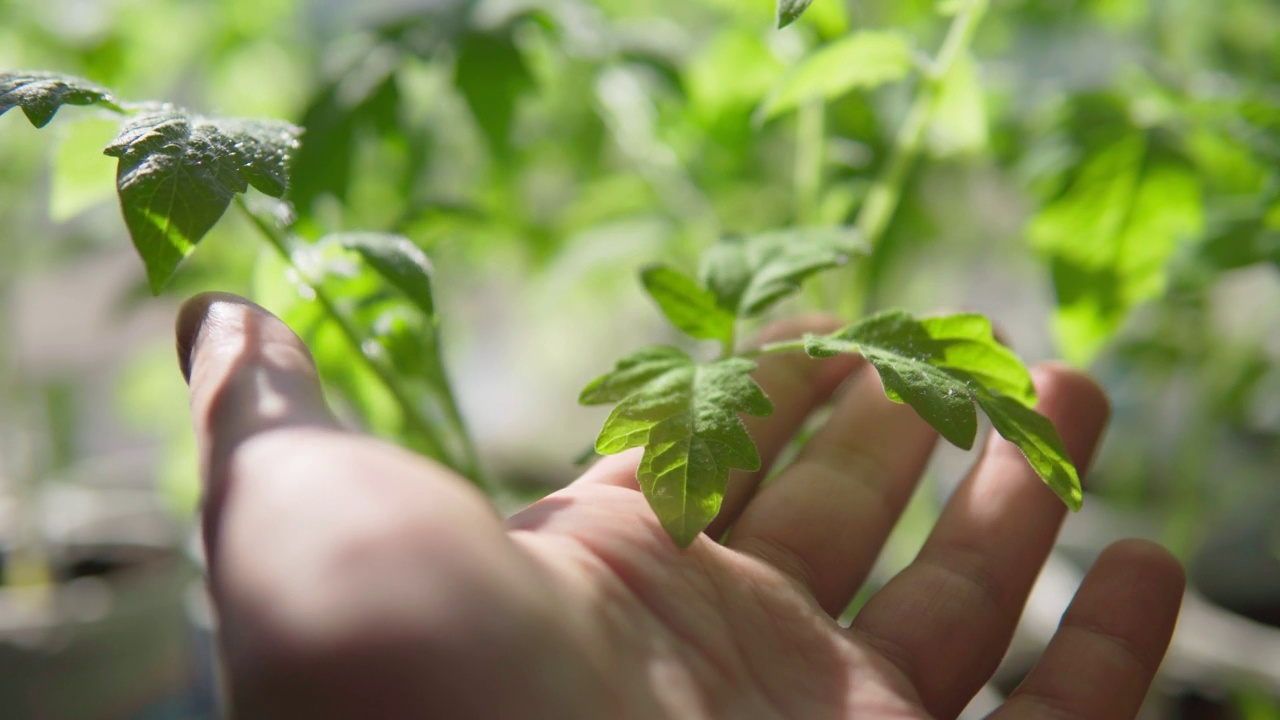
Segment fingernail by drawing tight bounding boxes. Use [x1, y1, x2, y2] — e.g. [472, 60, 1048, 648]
[175, 292, 235, 384]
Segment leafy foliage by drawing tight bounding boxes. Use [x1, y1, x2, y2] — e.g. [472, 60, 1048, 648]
[103, 108, 301, 292]
[699, 227, 860, 317]
[581, 348, 772, 546]
[758, 31, 914, 121]
[1030, 133, 1203, 365]
[338, 233, 437, 317]
[253, 232, 477, 476]
[805, 310, 1080, 509]
[640, 265, 737, 347]
[0, 71, 121, 128]
[454, 23, 536, 157]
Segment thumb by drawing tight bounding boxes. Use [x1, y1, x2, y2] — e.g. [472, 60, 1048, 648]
[176, 292, 338, 489]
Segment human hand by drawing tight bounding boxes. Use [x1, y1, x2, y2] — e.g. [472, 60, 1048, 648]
[177, 292, 1184, 720]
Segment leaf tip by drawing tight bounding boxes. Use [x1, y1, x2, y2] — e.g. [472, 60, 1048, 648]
[663, 519, 704, 549]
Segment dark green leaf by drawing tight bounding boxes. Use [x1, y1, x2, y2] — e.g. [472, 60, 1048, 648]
[758, 31, 913, 121]
[583, 349, 773, 546]
[804, 310, 1079, 508]
[103, 108, 300, 292]
[454, 25, 535, 157]
[338, 233, 436, 318]
[640, 265, 737, 345]
[291, 68, 402, 218]
[777, 0, 817, 29]
[699, 227, 860, 317]
[0, 71, 122, 128]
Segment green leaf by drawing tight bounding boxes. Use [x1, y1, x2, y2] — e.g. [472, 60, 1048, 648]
[777, 0, 816, 28]
[103, 108, 301, 292]
[686, 30, 786, 123]
[0, 71, 122, 128]
[253, 236, 463, 466]
[290, 67, 401, 218]
[804, 309, 1079, 508]
[338, 233, 436, 318]
[975, 392, 1081, 510]
[50, 117, 120, 221]
[582, 349, 773, 546]
[1030, 134, 1203, 365]
[454, 25, 536, 157]
[580, 346, 690, 405]
[758, 31, 913, 121]
[699, 227, 860, 317]
[926, 52, 988, 157]
[640, 265, 737, 346]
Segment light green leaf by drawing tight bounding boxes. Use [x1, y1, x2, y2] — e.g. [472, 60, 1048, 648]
[50, 117, 119, 221]
[758, 31, 913, 121]
[337, 233, 436, 318]
[926, 52, 988, 157]
[804, 309, 1078, 508]
[641, 265, 737, 345]
[916, 314, 1037, 407]
[699, 227, 860, 317]
[1030, 134, 1204, 365]
[103, 108, 301, 292]
[686, 31, 786, 122]
[583, 349, 773, 546]
[777, 0, 816, 28]
[0, 70, 122, 128]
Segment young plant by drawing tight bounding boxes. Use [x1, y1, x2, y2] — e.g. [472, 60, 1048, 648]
[579, 228, 1079, 546]
[575, 0, 1077, 547]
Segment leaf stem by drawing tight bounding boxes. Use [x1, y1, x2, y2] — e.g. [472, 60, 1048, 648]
[850, 0, 989, 308]
[237, 199, 487, 489]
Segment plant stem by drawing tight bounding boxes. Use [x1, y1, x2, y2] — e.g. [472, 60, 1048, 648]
[795, 98, 826, 226]
[237, 200, 487, 489]
[850, 0, 989, 309]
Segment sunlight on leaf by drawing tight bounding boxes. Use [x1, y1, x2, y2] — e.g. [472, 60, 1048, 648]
[103, 107, 300, 292]
[582, 349, 773, 546]
[1030, 134, 1203, 365]
[805, 310, 1080, 509]
[641, 265, 737, 346]
[0, 70, 122, 128]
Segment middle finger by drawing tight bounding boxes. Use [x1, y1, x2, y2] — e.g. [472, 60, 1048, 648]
[849, 364, 1110, 719]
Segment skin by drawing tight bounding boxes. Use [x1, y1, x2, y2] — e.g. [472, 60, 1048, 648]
[177, 292, 1185, 720]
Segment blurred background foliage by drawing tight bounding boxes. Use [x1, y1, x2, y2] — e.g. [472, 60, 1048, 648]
[2, 0, 1279, 716]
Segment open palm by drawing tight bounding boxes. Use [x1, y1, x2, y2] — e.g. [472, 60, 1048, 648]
[179, 293, 1183, 720]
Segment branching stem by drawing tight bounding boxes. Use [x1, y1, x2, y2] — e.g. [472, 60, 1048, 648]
[237, 199, 487, 489]
[850, 0, 989, 309]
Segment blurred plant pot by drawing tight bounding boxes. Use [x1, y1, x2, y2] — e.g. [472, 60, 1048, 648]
[0, 485, 196, 720]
